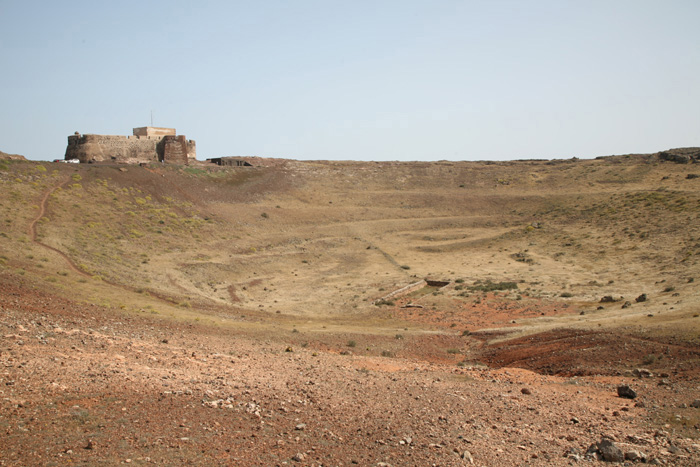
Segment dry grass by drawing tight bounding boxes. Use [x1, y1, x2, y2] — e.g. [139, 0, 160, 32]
[0, 154, 698, 343]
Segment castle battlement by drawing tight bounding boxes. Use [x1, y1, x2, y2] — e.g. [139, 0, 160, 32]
[65, 127, 196, 164]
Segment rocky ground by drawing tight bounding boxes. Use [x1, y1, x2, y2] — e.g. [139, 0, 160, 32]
[2, 273, 699, 466]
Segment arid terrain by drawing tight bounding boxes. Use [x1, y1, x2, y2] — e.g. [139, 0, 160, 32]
[1, 150, 700, 466]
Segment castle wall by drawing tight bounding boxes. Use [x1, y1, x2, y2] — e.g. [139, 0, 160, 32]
[187, 140, 197, 161]
[161, 135, 189, 164]
[65, 133, 195, 165]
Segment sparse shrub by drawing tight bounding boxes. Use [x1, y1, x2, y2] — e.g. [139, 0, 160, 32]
[347, 340, 356, 348]
[446, 348, 460, 354]
[663, 286, 675, 293]
[468, 280, 518, 293]
[375, 299, 395, 307]
[642, 354, 657, 365]
[560, 292, 574, 298]
[461, 330, 471, 336]
[381, 350, 393, 357]
[261, 212, 268, 219]
[395, 334, 404, 340]
[400, 265, 411, 270]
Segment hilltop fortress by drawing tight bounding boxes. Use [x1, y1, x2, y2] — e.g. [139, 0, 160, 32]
[65, 127, 196, 165]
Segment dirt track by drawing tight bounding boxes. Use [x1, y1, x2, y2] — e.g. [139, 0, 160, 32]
[28, 179, 89, 278]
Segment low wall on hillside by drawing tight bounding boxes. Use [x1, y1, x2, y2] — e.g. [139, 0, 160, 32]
[373, 280, 427, 304]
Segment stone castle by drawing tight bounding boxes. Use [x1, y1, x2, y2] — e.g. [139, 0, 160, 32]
[65, 127, 196, 165]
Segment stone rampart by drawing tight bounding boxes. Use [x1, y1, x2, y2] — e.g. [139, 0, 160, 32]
[65, 129, 196, 164]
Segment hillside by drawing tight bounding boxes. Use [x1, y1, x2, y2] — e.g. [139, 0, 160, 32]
[0, 150, 26, 161]
[1, 152, 699, 465]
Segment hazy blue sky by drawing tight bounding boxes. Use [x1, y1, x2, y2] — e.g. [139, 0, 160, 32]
[1, 1, 699, 161]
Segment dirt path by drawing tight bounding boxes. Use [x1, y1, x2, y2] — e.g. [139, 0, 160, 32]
[28, 179, 91, 277]
[28, 180, 186, 306]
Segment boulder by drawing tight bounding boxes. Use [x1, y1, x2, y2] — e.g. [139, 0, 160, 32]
[617, 385, 637, 399]
[598, 439, 624, 462]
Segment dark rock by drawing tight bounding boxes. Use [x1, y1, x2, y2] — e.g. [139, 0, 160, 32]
[660, 152, 691, 163]
[617, 385, 637, 399]
[600, 296, 617, 303]
[598, 438, 624, 462]
[521, 388, 531, 395]
[658, 149, 700, 164]
[622, 301, 632, 309]
[687, 173, 699, 179]
[691, 400, 700, 408]
[635, 293, 647, 303]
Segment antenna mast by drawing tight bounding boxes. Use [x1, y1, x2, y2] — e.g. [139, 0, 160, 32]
[150, 110, 154, 127]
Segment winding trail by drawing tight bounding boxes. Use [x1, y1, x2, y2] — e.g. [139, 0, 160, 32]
[29, 180, 90, 277]
[28, 179, 187, 306]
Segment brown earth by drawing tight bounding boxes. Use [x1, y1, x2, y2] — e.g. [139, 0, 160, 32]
[1, 152, 700, 465]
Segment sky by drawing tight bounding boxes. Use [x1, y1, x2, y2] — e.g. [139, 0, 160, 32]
[1, 1, 699, 162]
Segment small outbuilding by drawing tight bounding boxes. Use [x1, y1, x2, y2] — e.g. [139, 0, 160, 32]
[207, 157, 252, 167]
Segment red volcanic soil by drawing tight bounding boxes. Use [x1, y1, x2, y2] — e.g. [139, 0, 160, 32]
[2, 272, 700, 466]
[391, 293, 578, 331]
